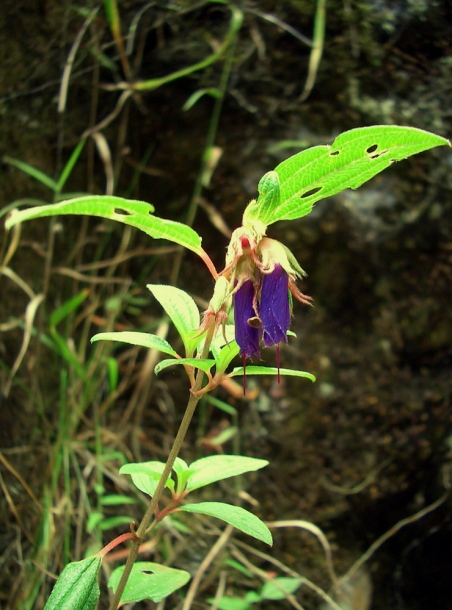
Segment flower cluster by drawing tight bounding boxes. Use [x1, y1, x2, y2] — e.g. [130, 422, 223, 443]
[202, 225, 311, 374]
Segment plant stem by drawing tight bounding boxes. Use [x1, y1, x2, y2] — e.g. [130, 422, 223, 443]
[108, 322, 216, 610]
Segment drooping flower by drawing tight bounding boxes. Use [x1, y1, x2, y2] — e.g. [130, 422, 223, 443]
[260, 263, 290, 347]
[229, 235, 311, 364]
[233, 279, 261, 359]
[200, 225, 311, 390]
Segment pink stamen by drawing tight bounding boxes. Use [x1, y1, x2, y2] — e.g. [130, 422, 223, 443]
[276, 344, 281, 383]
[242, 353, 247, 396]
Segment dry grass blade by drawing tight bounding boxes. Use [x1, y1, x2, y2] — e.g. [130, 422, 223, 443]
[299, 0, 326, 102]
[337, 489, 449, 591]
[4, 293, 44, 396]
[90, 131, 115, 195]
[233, 542, 343, 610]
[58, 8, 99, 113]
[231, 547, 308, 610]
[268, 520, 338, 589]
[182, 524, 234, 610]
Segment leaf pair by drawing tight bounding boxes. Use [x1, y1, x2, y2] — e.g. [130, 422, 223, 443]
[121, 455, 272, 545]
[43, 556, 192, 609]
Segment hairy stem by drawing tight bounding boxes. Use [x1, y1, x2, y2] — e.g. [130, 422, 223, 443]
[108, 322, 216, 610]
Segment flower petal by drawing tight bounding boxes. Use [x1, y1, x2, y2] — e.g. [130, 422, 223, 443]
[260, 264, 290, 347]
[234, 280, 260, 358]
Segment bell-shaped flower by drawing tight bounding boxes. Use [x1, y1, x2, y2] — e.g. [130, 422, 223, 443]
[260, 263, 291, 348]
[233, 279, 261, 359]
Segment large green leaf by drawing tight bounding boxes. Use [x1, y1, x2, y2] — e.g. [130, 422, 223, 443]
[108, 562, 191, 603]
[147, 284, 201, 355]
[5, 196, 203, 254]
[186, 455, 268, 492]
[91, 331, 177, 357]
[258, 126, 450, 224]
[43, 556, 101, 610]
[179, 502, 272, 545]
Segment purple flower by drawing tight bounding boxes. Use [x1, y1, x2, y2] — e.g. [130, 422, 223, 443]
[234, 280, 260, 359]
[260, 264, 290, 347]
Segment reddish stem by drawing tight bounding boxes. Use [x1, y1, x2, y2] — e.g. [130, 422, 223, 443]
[96, 532, 139, 559]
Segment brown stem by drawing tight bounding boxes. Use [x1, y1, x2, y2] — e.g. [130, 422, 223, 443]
[108, 322, 216, 610]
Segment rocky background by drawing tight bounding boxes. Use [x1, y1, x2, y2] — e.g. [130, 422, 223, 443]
[1, 1, 451, 608]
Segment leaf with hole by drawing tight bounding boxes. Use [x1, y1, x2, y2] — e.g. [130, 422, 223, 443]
[108, 562, 191, 603]
[179, 502, 272, 545]
[5, 196, 203, 255]
[255, 126, 450, 224]
[230, 366, 316, 382]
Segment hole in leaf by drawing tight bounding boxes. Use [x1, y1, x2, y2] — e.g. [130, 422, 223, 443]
[366, 144, 378, 154]
[114, 208, 132, 215]
[300, 187, 322, 199]
[330, 150, 340, 156]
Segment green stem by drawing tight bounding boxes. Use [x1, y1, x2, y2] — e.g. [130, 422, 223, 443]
[108, 322, 216, 610]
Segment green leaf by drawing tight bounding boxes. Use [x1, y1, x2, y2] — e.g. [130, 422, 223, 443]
[108, 561, 191, 603]
[3, 155, 58, 191]
[154, 357, 216, 376]
[207, 597, 253, 610]
[147, 284, 201, 355]
[120, 462, 175, 496]
[215, 340, 241, 374]
[91, 331, 177, 357]
[101, 494, 135, 506]
[43, 556, 101, 610]
[183, 88, 220, 111]
[230, 366, 316, 382]
[179, 502, 272, 546]
[57, 139, 87, 193]
[171, 457, 192, 493]
[99, 515, 134, 530]
[263, 126, 450, 223]
[186, 455, 268, 492]
[5, 196, 203, 255]
[260, 577, 303, 600]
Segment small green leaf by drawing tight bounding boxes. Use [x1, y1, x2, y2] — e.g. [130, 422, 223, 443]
[91, 331, 177, 357]
[263, 126, 450, 223]
[57, 138, 87, 193]
[109, 562, 191, 603]
[154, 357, 215, 376]
[5, 196, 203, 255]
[99, 515, 134, 530]
[147, 285, 200, 355]
[171, 457, 192, 493]
[3, 155, 58, 191]
[179, 502, 272, 545]
[101, 494, 135, 506]
[260, 577, 303, 600]
[120, 462, 175, 496]
[43, 556, 101, 610]
[215, 340, 240, 374]
[207, 597, 253, 610]
[186, 455, 268, 492]
[183, 88, 220, 111]
[230, 366, 316, 382]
